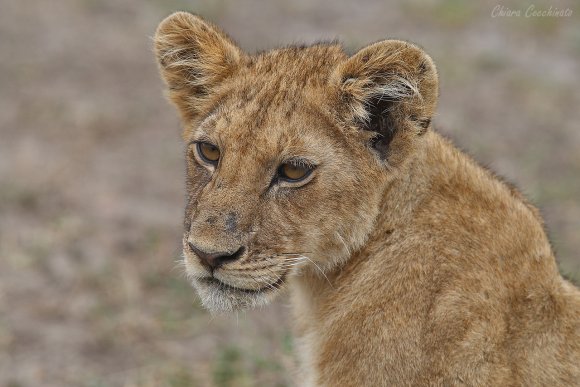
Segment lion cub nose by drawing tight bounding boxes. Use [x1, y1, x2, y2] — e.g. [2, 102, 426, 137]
[188, 242, 244, 270]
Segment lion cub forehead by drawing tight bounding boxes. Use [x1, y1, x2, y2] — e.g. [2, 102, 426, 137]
[185, 44, 352, 156]
[247, 43, 347, 77]
[197, 104, 341, 161]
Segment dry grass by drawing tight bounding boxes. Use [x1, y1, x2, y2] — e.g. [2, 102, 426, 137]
[1, 0, 578, 385]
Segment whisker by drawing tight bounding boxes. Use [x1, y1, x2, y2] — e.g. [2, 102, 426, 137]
[265, 255, 307, 271]
[335, 231, 352, 256]
[171, 262, 186, 275]
[299, 255, 335, 290]
[249, 272, 279, 292]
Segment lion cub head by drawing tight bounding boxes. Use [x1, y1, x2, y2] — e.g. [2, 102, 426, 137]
[154, 12, 438, 311]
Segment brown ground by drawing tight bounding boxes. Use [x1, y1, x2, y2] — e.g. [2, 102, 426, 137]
[1, 0, 578, 386]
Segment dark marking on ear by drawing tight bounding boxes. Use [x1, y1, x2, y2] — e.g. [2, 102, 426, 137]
[364, 96, 398, 159]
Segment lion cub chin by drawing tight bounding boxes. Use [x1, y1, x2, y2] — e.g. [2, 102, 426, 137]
[154, 12, 580, 386]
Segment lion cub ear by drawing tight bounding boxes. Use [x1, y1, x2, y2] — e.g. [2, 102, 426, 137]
[332, 40, 438, 166]
[154, 12, 243, 122]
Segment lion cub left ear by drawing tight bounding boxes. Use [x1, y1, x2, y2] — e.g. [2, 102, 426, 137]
[332, 40, 438, 166]
[154, 12, 244, 123]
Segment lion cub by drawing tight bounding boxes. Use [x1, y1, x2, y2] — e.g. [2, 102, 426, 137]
[154, 12, 580, 386]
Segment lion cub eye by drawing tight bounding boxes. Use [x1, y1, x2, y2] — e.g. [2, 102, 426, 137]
[196, 142, 220, 164]
[280, 164, 309, 181]
[278, 162, 314, 183]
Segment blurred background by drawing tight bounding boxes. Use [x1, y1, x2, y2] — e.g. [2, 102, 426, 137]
[1, 0, 578, 386]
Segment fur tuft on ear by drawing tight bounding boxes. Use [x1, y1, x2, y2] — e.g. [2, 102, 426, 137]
[332, 40, 438, 166]
[154, 12, 244, 122]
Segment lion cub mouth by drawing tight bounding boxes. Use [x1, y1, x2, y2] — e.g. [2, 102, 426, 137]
[199, 273, 287, 295]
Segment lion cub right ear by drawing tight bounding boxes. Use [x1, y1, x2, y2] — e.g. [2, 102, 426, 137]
[331, 40, 438, 167]
[154, 12, 243, 122]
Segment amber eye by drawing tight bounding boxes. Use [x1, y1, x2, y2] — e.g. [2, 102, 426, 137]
[196, 142, 220, 164]
[278, 162, 312, 182]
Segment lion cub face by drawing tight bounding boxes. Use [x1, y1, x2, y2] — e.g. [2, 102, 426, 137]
[154, 13, 438, 311]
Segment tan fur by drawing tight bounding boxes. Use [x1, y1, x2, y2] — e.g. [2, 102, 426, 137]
[154, 12, 580, 386]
